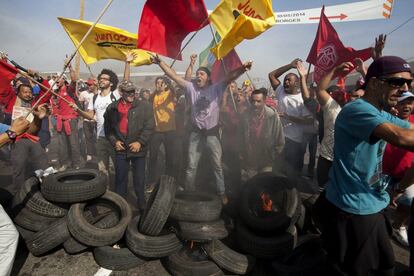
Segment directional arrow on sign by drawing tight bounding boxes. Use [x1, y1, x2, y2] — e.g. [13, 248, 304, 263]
[309, 13, 348, 21]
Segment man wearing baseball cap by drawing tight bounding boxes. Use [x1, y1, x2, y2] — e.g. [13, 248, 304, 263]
[316, 56, 413, 275]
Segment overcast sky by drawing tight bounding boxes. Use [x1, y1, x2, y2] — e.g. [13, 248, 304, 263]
[1, 0, 413, 85]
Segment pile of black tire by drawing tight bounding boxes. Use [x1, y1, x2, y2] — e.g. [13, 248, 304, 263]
[235, 173, 303, 259]
[12, 169, 132, 259]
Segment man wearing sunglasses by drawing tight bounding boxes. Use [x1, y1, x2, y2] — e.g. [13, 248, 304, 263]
[316, 56, 413, 275]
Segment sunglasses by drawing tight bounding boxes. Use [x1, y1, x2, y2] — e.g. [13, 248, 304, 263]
[378, 77, 413, 88]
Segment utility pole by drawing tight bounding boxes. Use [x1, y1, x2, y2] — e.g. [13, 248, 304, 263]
[75, 0, 85, 79]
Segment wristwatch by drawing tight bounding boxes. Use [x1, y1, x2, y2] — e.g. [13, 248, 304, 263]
[5, 129, 17, 140]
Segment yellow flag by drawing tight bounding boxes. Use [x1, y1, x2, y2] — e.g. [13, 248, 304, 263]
[58, 17, 152, 66]
[209, 0, 275, 59]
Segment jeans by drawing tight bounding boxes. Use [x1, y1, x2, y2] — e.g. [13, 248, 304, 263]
[301, 132, 318, 175]
[115, 153, 146, 209]
[184, 131, 225, 194]
[96, 137, 116, 174]
[57, 119, 81, 167]
[83, 120, 96, 156]
[148, 131, 178, 183]
[283, 138, 304, 172]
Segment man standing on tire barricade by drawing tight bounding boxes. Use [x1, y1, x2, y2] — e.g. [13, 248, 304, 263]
[315, 56, 413, 275]
[148, 53, 252, 205]
[104, 80, 154, 212]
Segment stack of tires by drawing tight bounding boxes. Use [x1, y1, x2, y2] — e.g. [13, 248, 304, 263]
[164, 191, 255, 275]
[12, 169, 134, 267]
[236, 173, 303, 260]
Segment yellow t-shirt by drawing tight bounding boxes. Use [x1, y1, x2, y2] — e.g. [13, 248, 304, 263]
[153, 90, 176, 132]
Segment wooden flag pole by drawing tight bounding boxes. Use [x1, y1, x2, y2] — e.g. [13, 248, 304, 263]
[169, 16, 210, 68]
[207, 23, 238, 113]
[28, 0, 114, 117]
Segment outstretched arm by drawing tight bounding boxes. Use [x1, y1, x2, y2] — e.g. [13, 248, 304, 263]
[149, 53, 190, 88]
[185, 54, 197, 81]
[317, 62, 353, 106]
[123, 51, 137, 81]
[223, 61, 253, 85]
[296, 61, 310, 101]
[268, 58, 301, 90]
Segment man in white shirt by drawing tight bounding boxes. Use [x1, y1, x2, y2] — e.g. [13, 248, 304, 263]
[86, 69, 120, 175]
[268, 58, 314, 172]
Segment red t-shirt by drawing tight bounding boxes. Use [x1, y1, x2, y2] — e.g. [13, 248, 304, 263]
[56, 83, 78, 118]
[118, 99, 132, 136]
[383, 115, 414, 180]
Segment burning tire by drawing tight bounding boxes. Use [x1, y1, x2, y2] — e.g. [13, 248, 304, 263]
[204, 240, 255, 275]
[41, 169, 106, 203]
[139, 175, 177, 236]
[126, 215, 182, 258]
[170, 191, 222, 222]
[236, 220, 297, 259]
[239, 173, 300, 233]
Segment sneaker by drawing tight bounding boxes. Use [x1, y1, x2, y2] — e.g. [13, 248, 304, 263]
[393, 226, 409, 247]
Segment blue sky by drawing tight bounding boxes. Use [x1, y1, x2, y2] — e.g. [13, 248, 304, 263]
[0, 0, 413, 84]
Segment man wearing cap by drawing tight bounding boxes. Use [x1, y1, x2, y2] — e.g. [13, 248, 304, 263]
[316, 56, 414, 275]
[149, 53, 252, 205]
[104, 80, 154, 211]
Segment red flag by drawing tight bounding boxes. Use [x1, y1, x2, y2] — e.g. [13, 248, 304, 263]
[137, 0, 208, 60]
[0, 60, 17, 92]
[306, 6, 372, 83]
[211, 49, 242, 83]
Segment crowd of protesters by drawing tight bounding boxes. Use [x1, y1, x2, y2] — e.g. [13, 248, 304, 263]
[1, 32, 414, 275]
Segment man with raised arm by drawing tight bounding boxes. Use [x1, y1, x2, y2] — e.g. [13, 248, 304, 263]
[316, 56, 413, 275]
[268, 58, 314, 173]
[149, 53, 252, 205]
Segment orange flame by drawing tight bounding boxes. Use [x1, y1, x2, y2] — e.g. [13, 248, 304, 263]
[261, 192, 273, 212]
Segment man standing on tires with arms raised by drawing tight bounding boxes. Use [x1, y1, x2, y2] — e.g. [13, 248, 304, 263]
[104, 80, 154, 212]
[149, 53, 252, 205]
[316, 57, 413, 275]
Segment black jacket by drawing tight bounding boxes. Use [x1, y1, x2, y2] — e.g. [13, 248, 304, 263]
[104, 99, 154, 158]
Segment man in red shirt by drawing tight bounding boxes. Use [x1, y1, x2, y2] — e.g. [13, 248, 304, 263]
[104, 80, 154, 211]
[54, 62, 81, 171]
[383, 91, 414, 246]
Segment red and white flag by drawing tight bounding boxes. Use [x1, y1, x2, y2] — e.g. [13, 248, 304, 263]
[306, 6, 372, 83]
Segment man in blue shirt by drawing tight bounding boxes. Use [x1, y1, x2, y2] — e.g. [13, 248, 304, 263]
[316, 56, 413, 275]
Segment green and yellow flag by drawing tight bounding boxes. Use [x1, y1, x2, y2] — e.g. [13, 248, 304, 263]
[209, 0, 275, 59]
[58, 17, 152, 66]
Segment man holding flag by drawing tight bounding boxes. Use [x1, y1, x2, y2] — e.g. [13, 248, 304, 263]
[148, 53, 252, 205]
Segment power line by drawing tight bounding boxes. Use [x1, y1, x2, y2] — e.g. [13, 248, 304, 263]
[387, 16, 414, 36]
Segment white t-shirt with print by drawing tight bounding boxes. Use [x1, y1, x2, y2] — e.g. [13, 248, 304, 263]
[275, 85, 311, 143]
[320, 97, 341, 161]
[87, 89, 120, 137]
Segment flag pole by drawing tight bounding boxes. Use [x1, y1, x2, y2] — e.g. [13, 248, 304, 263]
[207, 23, 238, 113]
[27, 0, 114, 117]
[169, 17, 210, 68]
[306, 63, 312, 84]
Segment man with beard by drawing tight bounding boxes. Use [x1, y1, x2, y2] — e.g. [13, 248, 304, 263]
[104, 80, 154, 211]
[315, 56, 414, 275]
[268, 58, 314, 172]
[85, 69, 120, 176]
[241, 88, 284, 176]
[149, 53, 252, 204]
